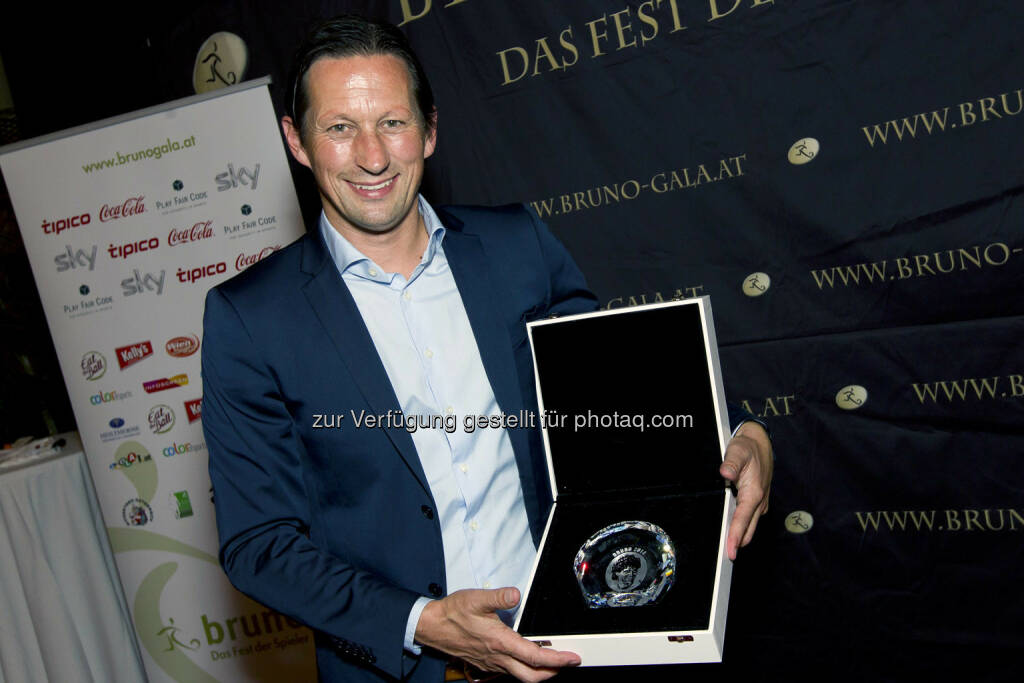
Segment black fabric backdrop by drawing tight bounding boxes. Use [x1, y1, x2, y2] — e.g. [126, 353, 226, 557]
[2, 1, 1022, 681]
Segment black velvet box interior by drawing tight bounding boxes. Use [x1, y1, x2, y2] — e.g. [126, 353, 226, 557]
[517, 301, 730, 637]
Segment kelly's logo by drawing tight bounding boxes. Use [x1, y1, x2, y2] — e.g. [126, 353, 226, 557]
[41, 213, 91, 235]
[236, 245, 281, 271]
[116, 340, 154, 369]
[143, 374, 189, 394]
[122, 269, 166, 296]
[148, 405, 175, 434]
[184, 398, 202, 423]
[55, 245, 98, 272]
[215, 163, 260, 191]
[166, 335, 200, 358]
[99, 195, 145, 222]
[81, 351, 107, 380]
[168, 220, 214, 246]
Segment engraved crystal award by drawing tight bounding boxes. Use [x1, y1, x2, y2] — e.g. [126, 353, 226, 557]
[573, 521, 676, 608]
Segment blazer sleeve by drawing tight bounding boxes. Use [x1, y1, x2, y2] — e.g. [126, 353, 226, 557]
[202, 287, 420, 679]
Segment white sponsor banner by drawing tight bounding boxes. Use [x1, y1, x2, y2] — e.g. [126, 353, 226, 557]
[0, 80, 316, 682]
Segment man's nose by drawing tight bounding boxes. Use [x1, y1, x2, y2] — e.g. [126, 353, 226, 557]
[354, 130, 389, 174]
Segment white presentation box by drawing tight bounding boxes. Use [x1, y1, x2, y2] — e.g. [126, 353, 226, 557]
[514, 297, 736, 666]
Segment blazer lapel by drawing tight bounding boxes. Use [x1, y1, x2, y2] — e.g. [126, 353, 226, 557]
[298, 233, 431, 494]
[439, 218, 543, 530]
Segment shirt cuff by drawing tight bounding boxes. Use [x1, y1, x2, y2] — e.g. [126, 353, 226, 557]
[405, 596, 433, 655]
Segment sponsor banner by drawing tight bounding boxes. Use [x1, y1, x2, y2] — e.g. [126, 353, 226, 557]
[0, 81, 309, 682]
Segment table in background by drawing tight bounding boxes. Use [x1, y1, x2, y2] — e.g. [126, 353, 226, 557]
[0, 432, 147, 682]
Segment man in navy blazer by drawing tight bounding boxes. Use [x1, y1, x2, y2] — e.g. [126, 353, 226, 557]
[203, 15, 772, 683]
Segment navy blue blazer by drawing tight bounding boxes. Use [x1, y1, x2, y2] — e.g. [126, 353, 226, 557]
[203, 204, 599, 682]
[203, 204, 752, 681]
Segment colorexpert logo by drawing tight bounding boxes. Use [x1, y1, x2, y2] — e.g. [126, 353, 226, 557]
[117, 340, 154, 369]
[90, 389, 132, 405]
[99, 195, 145, 222]
[166, 335, 200, 358]
[143, 374, 189, 393]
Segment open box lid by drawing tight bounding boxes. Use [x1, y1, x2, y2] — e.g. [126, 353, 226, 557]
[526, 297, 731, 500]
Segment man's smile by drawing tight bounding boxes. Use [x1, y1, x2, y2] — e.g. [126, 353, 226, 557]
[347, 175, 398, 196]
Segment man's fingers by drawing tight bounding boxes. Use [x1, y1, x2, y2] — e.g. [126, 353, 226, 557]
[502, 635, 581, 670]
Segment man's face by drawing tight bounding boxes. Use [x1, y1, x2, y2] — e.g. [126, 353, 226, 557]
[284, 54, 436, 236]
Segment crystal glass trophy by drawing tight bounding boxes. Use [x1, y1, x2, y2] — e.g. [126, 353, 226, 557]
[573, 521, 676, 608]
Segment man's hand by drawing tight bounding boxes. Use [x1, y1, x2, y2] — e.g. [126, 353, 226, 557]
[415, 587, 580, 682]
[720, 421, 773, 561]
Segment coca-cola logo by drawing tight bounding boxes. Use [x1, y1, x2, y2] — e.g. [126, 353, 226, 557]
[168, 220, 214, 246]
[166, 335, 200, 358]
[99, 196, 145, 222]
[236, 245, 282, 271]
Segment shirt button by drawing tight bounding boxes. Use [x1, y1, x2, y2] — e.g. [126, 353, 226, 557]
[469, 521, 479, 532]
[403, 291, 412, 301]
[368, 268, 378, 277]
[483, 581, 492, 589]
[424, 348, 434, 359]
[428, 583, 443, 597]
[420, 505, 434, 520]
[446, 406, 454, 414]
[459, 464, 468, 473]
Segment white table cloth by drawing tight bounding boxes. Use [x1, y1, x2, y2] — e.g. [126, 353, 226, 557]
[0, 433, 147, 682]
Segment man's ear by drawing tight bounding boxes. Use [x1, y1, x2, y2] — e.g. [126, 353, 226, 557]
[281, 116, 312, 169]
[424, 108, 438, 159]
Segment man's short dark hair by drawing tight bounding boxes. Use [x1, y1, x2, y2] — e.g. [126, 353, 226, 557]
[287, 15, 436, 137]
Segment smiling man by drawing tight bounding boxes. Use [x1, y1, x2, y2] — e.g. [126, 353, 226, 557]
[202, 14, 772, 683]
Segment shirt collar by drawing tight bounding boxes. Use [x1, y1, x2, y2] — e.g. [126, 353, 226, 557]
[319, 195, 446, 282]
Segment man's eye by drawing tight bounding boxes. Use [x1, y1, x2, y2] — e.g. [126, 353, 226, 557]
[382, 119, 404, 128]
[328, 123, 353, 134]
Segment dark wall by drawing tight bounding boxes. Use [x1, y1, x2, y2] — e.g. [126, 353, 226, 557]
[2, 1, 1021, 681]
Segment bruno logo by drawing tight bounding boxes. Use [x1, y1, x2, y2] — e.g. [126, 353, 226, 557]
[785, 511, 813, 534]
[787, 138, 818, 165]
[835, 385, 867, 410]
[742, 272, 770, 297]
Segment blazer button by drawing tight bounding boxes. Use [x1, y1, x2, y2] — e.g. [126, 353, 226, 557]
[429, 583, 443, 597]
[421, 505, 434, 520]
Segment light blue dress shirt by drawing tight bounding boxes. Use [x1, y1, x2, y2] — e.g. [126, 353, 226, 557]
[319, 198, 537, 655]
